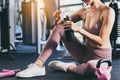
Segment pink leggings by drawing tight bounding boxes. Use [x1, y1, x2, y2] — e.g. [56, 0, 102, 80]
[37, 24, 112, 76]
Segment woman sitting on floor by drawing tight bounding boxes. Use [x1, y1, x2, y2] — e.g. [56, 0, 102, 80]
[16, 0, 115, 79]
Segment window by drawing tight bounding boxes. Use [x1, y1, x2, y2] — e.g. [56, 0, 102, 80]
[60, 0, 83, 16]
[60, 0, 82, 5]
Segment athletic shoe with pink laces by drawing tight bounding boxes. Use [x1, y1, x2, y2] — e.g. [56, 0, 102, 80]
[48, 60, 77, 72]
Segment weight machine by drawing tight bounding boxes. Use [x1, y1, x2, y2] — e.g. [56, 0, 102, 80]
[0, 0, 14, 59]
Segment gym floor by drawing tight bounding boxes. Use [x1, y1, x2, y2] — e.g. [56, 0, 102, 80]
[0, 43, 120, 80]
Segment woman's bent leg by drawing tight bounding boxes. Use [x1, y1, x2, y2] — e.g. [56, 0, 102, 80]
[68, 59, 110, 76]
[16, 25, 65, 78]
[68, 60, 98, 76]
[36, 25, 65, 64]
[36, 23, 86, 64]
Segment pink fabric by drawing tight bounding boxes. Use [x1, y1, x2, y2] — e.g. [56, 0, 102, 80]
[38, 24, 111, 62]
[82, 20, 102, 35]
[37, 24, 112, 76]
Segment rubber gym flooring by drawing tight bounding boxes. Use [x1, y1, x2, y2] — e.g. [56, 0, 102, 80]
[0, 44, 120, 80]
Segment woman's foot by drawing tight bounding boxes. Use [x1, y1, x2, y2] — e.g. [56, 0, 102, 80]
[48, 60, 77, 72]
[16, 63, 45, 78]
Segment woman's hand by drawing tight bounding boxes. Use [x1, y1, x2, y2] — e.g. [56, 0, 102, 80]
[53, 10, 62, 25]
[63, 21, 81, 32]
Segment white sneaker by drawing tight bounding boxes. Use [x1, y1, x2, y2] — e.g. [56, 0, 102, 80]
[48, 60, 77, 72]
[16, 63, 45, 78]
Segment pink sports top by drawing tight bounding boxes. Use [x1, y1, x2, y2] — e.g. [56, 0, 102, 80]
[82, 8, 102, 35]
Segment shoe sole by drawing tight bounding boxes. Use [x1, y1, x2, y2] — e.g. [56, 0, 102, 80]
[16, 73, 46, 78]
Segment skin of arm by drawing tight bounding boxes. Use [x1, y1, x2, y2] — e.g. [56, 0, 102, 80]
[70, 8, 86, 22]
[79, 7, 115, 46]
[54, 8, 86, 25]
[63, 6, 115, 48]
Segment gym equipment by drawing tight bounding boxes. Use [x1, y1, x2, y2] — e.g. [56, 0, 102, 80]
[0, 0, 14, 59]
[64, 15, 74, 42]
[0, 69, 20, 78]
[95, 59, 112, 80]
[22, 0, 37, 44]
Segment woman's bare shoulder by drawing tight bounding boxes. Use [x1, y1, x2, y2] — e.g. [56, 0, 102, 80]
[77, 7, 88, 16]
[101, 5, 115, 15]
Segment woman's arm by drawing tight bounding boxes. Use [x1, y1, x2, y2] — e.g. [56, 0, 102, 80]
[78, 7, 115, 46]
[70, 8, 86, 22]
[54, 8, 86, 25]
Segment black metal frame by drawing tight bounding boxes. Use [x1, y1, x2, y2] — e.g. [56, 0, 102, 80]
[0, 0, 14, 60]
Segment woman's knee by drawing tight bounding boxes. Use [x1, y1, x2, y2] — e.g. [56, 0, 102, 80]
[84, 60, 98, 76]
[73, 60, 97, 76]
[54, 24, 64, 30]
